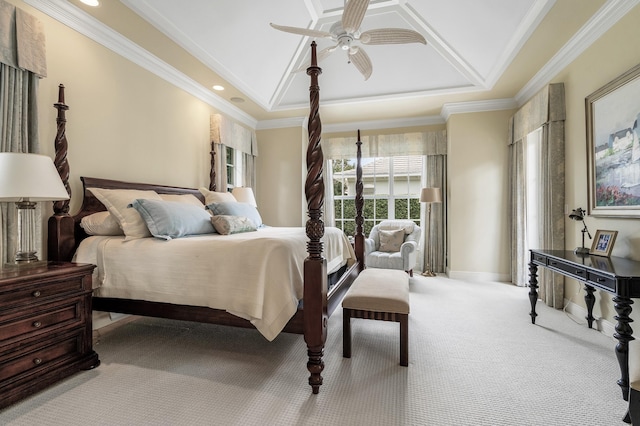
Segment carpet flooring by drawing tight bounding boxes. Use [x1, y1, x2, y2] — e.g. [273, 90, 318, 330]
[0, 275, 630, 425]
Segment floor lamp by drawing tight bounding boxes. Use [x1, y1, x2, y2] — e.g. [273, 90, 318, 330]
[421, 187, 442, 277]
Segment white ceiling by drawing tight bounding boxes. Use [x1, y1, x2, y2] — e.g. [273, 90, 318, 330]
[119, 0, 553, 113]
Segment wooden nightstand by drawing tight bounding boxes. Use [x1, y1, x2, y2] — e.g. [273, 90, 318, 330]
[0, 262, 99, 409]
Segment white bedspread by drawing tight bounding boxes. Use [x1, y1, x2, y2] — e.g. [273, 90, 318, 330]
[74, 227, 355, 341]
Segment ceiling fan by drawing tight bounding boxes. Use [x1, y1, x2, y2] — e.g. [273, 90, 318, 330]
[270, 0, 426, 80]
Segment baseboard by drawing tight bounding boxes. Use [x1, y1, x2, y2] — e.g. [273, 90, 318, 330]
[563, 298, 616, 338]
[446, 269, 511, 283]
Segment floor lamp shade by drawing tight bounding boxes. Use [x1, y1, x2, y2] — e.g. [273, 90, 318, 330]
[0, 153, 70, 263]
[420, 187, 442, 277]
[420, 187, 442, 203]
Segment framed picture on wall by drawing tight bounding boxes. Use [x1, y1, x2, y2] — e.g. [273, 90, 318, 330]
[586, 62, 640, 217]
[589, 230, 618, 257]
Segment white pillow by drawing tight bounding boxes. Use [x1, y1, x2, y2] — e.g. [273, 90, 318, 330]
[199, 187, 235, 205]
[159, 193, 205, 208]
[88, 188, 162, 241]
[379, 229, 405, 252]
[80, 211, 123, 236]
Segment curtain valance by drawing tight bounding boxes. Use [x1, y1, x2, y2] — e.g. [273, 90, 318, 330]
[210, 113, 258, 156]
[509, 83, 565, 144]
[323, 130, 447, 159]
[0, 0, 46, 77]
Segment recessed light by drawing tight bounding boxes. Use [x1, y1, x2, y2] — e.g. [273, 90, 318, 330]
[212, 85, 225, 91]
[230, 97, 245, 103]
[80, 0, 99, 6]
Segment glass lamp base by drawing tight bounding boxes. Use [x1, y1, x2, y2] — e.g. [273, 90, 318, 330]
[2, 260, 48, 271]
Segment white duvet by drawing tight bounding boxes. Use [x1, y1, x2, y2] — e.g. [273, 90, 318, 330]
[74, 227, 355, 341]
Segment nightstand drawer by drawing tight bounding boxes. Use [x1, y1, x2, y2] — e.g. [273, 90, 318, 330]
[0, 330, 83, 383]
[0, 298, 84, 344]
[0, 276, 85, 309]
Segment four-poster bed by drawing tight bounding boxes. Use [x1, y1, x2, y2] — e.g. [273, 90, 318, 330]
[47, 42, 365, 393]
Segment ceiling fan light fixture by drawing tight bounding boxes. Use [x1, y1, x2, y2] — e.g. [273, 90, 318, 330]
[270, 0, 425, 80]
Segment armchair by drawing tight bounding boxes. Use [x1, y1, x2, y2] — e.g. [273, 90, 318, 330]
[364, 219, 421, 276]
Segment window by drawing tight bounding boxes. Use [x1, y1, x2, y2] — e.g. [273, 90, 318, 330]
[225, 146, 244, 191]
[331, 155, 425, 236]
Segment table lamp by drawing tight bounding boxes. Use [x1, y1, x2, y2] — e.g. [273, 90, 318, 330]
[232, 187, 257, 208]
[569, 207, 591, 255]
[421, 187, 442, 277]
[0, 153, 70, 264]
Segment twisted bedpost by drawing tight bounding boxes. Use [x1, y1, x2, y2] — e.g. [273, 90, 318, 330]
[304, 41, 327, 394]
[48, 84, 75, 261]
[354, 130, 365, 271]
[209, 141, 217, 191]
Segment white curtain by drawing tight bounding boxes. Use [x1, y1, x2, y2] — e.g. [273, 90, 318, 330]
[509, 83, 565, 308]
[0, 0, 45, 263]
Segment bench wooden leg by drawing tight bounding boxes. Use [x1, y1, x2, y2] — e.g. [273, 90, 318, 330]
[343, 308, 352, 358]
[400, 313, 408, 366]
[630, 387, 640, 424]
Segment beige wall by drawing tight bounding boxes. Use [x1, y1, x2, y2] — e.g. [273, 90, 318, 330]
[447, 110, 513, 281]
[19, 1, 217, 221]
[551, 5, 640, 324]
[255, 127, 305, 226]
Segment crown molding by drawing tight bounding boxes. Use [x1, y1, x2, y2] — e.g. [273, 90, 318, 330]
[440, 98, 518, 121]
[516, 0, 640, 105]
[322, 115, 445, 134]
[25, 0, 258, 129]
[255, 117, 306, 131]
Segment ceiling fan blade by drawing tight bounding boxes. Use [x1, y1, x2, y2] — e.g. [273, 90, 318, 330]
[292, 45, 338, 73]
[341, 0, 370, 33]
[270, 23, 332, 38]
[360, 28, 426, 45]
[348, 47, 372, 80]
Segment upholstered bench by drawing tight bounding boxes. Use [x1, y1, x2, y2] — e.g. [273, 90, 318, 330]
[342, 268, 410, 366]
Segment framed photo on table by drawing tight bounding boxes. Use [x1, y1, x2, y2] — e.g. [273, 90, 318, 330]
[586, 62, 640, 217]
[590, 230, 618, 257]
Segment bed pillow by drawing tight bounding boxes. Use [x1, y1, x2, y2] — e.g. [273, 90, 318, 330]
[159, 193, 205, 208]
[206, 201, 263, 228]
[210, 215, 257, 235]
[199, 187, 236, 205]
[88, 188, 163, 241]
[378, 229, 405, 253]
[80, 211, 123, 236]
[130, 198, 216, 240]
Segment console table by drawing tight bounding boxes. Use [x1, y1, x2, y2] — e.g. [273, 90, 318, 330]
[528, 249, 640, 407]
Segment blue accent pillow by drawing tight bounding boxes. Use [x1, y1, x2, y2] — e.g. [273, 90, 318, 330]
[129, 199, 215, 240]
[206, 201, 263, 228]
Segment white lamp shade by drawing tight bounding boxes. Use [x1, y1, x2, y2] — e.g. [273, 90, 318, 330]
[232, 187, 257, 207]
[420, 187, 442, 203]
[0, 153, 69, 201]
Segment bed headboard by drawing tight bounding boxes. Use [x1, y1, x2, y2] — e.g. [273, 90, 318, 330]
[49, 176, 204, 262]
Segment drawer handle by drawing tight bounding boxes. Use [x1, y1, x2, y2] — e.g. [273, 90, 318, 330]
[32, 321, 42, 328]
[550, 262, 557, 266]
[597, 278, 606, 283]
[575, 270, 584, 275]
[33, 358, 42, 365]
[32, 290, 41, 298]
